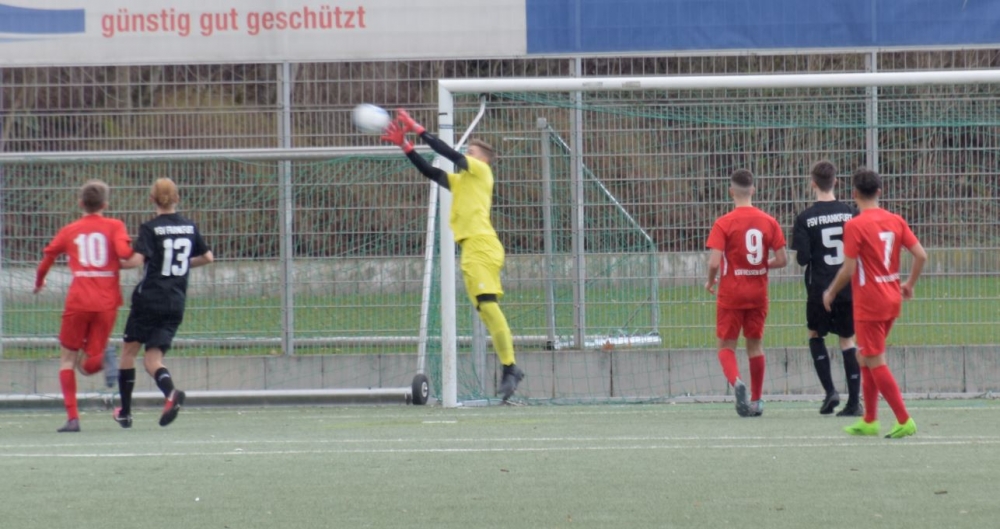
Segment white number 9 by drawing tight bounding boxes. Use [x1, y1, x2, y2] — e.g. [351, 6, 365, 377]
[745, 228, 764, 265]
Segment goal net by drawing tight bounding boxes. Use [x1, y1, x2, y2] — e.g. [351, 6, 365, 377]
[434, 70, 1000, 406]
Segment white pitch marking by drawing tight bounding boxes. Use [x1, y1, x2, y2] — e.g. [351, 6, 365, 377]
[3, 439, 1000, 458]
[3, 434, 1000, 451]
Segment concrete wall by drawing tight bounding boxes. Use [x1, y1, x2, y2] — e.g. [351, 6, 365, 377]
[2, 346, 996, 406]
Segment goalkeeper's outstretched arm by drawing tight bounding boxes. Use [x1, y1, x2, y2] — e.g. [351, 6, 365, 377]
[405, 150, 450, 190]
[382, 120, 450, 190]
[396, 109, 469, 171]
[418, 132, 468, 171]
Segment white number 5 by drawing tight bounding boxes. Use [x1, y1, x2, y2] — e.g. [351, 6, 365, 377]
[821, 227, 845, 265]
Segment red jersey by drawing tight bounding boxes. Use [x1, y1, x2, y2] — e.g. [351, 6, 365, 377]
[36, 214, 133, 312]
[843, 208, 919, 322]
[707, 206, 786, 309]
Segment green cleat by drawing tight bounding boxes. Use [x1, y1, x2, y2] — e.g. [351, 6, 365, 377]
[885, 418, 917, 439]
[844, 419, 880, 436]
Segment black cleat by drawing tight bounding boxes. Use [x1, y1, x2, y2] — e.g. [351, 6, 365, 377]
[836, 402, 864, 417]
[57, 418, 80, 433]
[749, 400, 764, 417]
[733, 379, 751, 417]
[113, 407, 133, 429]
[159, 390, 186, 427]
[820, 391, 841, 415]
[499, 364, 525, 402]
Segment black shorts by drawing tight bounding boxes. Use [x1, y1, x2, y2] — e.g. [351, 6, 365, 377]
[806, 297, 854, 338]
[123, 309, 184, 353]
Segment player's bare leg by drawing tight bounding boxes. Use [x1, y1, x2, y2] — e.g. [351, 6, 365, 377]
[745, 338, 766, 417]
[57, 346, 81, 432]
[146, 348, 185, 427]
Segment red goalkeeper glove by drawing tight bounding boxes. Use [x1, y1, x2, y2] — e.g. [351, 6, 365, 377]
[381, 120, 413, 153]
[396, 109, 426, 135]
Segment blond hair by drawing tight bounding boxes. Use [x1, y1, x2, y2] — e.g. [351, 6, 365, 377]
[151, 178, 180, 209]
[79, 180, 109, 213]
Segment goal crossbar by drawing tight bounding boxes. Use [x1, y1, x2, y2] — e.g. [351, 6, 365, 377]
[440, 69, 1000, 94]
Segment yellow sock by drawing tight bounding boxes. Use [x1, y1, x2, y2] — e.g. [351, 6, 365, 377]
[477, 302, 515, 366]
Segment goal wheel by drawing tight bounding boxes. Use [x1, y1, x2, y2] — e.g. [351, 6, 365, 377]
[411, 374, 431, 405]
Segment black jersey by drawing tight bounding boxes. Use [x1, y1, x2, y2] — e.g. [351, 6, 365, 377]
[130, 213, 209, 314]
[791, 200, 857, 301]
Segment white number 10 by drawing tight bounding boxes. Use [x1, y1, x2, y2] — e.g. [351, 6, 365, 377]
[745, 229, 764, 265]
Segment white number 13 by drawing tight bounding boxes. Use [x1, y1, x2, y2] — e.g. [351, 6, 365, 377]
[161, 238, 192, 277]
[745, 229, 764, 265]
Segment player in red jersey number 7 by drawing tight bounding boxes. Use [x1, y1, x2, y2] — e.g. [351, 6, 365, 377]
[706, 170, 788, 417]
[823, 168, 927, 439]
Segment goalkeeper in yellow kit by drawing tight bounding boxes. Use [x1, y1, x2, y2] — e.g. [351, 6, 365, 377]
[382, 109, 524, 402]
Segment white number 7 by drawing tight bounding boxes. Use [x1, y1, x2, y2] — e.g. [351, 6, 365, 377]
[879, 231, 895, 267]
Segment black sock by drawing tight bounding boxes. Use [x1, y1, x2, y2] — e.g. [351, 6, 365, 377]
[118, 368, 136, 415]
[154, 367, 175, 398]
[809, 337, 836, 395]
[841, 347, 861, 405]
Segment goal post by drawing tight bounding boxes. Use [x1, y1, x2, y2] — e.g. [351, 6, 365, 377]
[435, 69, 1000, 408]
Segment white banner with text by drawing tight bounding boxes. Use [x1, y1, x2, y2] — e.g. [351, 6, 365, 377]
[0, 0, 527, 66]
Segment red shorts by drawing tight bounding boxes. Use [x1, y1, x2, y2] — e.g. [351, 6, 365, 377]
[716, 306, 768, 340]
[855, 319, 895, 357]
[59, 310, 118, 358]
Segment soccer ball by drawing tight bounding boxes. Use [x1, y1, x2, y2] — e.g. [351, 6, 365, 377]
[352, 104, 391, 134]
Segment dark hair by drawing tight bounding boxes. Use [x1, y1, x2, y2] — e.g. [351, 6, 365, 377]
[468, 139, 495, 163]
[730, 169, 754, 189]
[810, 160, 837, 192]
[79, 180, 109, 213]
[852, 167, 882, 198]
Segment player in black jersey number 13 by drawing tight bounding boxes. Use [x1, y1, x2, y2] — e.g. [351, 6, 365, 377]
[791, 161, 862, 416]
[114, 178, 214, 428]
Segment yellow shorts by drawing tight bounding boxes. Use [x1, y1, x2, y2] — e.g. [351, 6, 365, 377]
[459, 235, 505, 304]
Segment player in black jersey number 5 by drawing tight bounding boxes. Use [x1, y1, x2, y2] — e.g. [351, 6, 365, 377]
[791, 161, 862, 416]
[114, 178, 214, 428]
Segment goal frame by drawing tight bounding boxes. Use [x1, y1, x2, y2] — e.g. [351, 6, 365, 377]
[434, 68, 1000, 408]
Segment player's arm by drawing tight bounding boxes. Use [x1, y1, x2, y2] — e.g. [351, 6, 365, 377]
[901, 242, 927, 300]
[112, 221, 140, 269]
[120, 252, 145, 269]
[382, 120, 450, 189]
[396, 109, 469, 171]
[791, 216, 810, 266]
[34, 232, 66, 293]
[823, 256, 855, 311]
[705, 249, 723, 295]
[769, 246, 788, 269]
[34, 253, 58, 294]
[191, 250, 214, 268]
